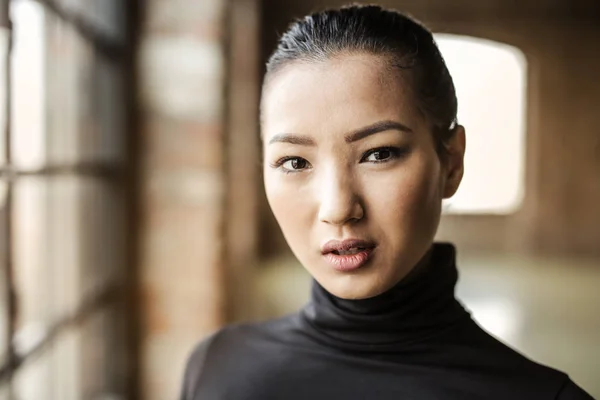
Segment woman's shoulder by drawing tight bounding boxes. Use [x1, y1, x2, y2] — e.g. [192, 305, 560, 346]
[554, 379, 595, 400]
[179, 330, 219, 400]
[180, 314, 301, 400]
[185, 317, 287, 357]
[446, 319, 594, 398]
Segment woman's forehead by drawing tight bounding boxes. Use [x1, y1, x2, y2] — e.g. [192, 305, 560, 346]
[261, 54, 419, 141]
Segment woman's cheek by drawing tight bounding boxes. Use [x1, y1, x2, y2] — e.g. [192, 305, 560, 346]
[266, 175, 311, 231]
[363, 167, 415, 211]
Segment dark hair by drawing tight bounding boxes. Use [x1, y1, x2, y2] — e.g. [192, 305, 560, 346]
[263, 4, 458, 157]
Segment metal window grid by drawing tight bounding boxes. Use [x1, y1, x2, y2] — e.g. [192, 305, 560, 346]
[0, 0, 130, 391]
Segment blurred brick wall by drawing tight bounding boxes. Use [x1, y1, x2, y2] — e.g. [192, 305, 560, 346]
[138, 1, 229, 398]
[137, 0, 261, 397]
[224, 0, 261, 322]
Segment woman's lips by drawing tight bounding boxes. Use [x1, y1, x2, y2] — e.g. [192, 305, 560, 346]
[323, 248, 374, 271]
[321, 239, 376, 272]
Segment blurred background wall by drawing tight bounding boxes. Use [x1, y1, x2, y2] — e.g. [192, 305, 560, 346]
[0, 0, 598, 399]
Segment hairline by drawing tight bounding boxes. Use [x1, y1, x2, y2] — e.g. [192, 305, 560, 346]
[260, 50, 425, 138]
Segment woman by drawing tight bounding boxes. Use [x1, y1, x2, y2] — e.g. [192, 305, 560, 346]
[181, 5, 594, 399]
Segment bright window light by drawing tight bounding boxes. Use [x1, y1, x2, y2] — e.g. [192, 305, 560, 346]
[435, 34, 527, 215]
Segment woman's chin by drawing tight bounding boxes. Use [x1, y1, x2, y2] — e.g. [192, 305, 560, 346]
[318, 272, 396, 300]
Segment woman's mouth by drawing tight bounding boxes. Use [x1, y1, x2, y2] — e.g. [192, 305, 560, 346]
[321, 239, 376, 272]
[332, 247, 366, 256]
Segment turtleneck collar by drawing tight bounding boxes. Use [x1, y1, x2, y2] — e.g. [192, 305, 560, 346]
[300, 242, 469, 351]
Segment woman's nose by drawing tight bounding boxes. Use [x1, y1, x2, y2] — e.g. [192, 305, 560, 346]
[317, 171, 364, 226]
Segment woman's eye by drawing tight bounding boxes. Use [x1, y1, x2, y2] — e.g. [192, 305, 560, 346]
[361, 147, 401, 163]
[277, 157, 311, 172]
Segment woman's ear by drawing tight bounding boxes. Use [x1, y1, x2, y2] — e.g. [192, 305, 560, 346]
[442, 125, 466, 199]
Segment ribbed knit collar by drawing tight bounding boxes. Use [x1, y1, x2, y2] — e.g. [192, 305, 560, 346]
[300, 242, 469, 351]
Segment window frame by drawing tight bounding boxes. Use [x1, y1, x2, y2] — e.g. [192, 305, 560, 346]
[0, 0, 134, 397]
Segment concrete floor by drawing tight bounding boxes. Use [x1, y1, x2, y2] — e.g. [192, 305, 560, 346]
[257, 252, 600, 398]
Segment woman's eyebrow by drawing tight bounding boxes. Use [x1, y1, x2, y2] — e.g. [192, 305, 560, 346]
[268, 120, 412, 146]
[345, 120, 413, 143]
[268, 134, 316, 146]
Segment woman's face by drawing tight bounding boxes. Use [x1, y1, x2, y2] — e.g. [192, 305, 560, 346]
[262, 54, 464, 299]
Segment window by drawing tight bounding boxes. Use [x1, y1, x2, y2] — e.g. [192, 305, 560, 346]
[435, 34, 528, 215]
[0, 1, 131, 398]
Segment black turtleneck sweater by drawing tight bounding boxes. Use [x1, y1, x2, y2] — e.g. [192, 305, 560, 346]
[180, 243, 594, 400]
